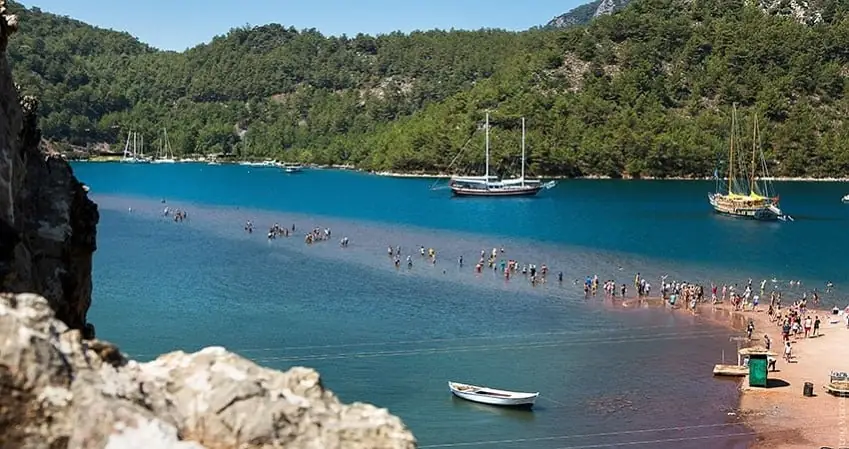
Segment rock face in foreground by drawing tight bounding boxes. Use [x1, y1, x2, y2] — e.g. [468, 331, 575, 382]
[0, 3, 416, 448]
[0, 293, 418, 449]
[0, 0, 99, 337]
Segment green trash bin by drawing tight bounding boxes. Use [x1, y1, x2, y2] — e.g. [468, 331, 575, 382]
[748, 355, 768, 387]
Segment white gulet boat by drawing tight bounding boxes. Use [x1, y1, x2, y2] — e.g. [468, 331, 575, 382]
[448, 381, 539, 407]
[449, 114, 555, 197]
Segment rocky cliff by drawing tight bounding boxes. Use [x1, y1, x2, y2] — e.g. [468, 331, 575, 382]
[546, 0, 632, 28]
[0, 0, 98, 339]
[0, 2, 417, 448]
[546, 0, 825, 29]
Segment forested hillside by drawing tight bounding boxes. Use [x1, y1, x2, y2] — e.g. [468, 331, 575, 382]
[7, 0, 849, 177]
[8, 1, 543, 158]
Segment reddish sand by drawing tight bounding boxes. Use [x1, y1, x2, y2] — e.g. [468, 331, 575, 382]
[615, 297, 849, 448]
[731, 305, 849, 449]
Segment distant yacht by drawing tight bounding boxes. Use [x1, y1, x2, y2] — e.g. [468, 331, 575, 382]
[281, 162, 303, 173]
[448, 113, 555, 197]
[842, 194, 849, 203]
[121, 131, 151, 163]
[151, 128, 176, 164]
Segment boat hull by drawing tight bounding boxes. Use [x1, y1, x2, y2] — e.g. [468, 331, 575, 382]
[450, 185, 542, 197]
[708, 193, 782, 221]
[448, 382, 538, 407]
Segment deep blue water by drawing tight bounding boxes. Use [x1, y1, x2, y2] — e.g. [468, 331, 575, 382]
[72, 162, 849, 449]
[75, 162, 849, 285]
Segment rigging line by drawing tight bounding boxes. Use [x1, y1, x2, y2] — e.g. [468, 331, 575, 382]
[254, 328, 724, 362]
[550, 432, 757, 449]
[418, 422, 747, 448]
[129, 322, 708, 358]
[426, 422, 841, 449]
[429, 129, 477, 190]
[536, 395, 569, 407]
[252, 330, 730, 363]
[252, 329, 725, 361]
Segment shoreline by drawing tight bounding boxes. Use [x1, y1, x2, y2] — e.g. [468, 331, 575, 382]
[71, 159, 849, 182]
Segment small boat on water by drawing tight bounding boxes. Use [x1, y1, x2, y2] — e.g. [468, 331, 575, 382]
[842, 194, 849, 203]
[281, 162, 303, 173]
[448, 381, 539, 407]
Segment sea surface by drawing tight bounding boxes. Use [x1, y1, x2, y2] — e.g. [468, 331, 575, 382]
[73, 162, 849, 448]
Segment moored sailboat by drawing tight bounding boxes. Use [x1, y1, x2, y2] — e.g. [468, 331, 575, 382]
[708, 105, 788, 221]
[449, 114, 555, 197]
[151, 128, 176, 163]
[121, 131, 151, 163]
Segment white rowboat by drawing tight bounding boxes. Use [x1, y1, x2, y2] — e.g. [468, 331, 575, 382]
[448, 381, 539, 407]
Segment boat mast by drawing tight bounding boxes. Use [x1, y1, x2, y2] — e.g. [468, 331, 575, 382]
[485, 112, 490, 186]
[521, 117, 526, 187]
[164, 128, 171, 159]
[750, 116, 758, 196]
[123, 132, 131, 159]
[728, 105, 735, 195]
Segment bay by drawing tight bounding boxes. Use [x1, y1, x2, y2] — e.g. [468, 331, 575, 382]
[74, 162, 848, 448]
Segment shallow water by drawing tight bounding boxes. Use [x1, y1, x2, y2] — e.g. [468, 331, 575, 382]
[87, 196, 748, 448]
[72, 162, 849, 448]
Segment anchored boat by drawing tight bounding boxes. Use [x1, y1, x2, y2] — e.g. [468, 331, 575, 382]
[448, 381, 539, 407]
[448, 114, 555, 197]
[708, 105, 789, 221]
[281, 162, 303, 173]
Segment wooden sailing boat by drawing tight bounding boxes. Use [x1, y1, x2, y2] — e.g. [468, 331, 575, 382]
[449, 114, 555, 197]
[708, 105, 788, 221]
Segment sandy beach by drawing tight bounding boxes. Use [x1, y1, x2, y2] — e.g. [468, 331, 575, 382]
[727, 304, 849, 449]
[621, 296, 849, 449]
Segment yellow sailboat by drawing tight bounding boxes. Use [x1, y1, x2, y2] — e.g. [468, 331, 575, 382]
[708, 105, 789, 221]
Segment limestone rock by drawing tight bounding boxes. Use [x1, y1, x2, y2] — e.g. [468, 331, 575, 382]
[0, 293, 418, 449]
[0, 5, 416, 447]
[0, 0, 99, 337]
[594, 0, 630, 17]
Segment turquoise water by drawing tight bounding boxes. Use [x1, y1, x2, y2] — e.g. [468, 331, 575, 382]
[74, 162, 849, 448]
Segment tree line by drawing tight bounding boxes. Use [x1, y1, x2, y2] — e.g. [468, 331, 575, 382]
[7, 0, 849, 177]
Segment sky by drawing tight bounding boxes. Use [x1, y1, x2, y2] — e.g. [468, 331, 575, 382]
[22, 0, 584, 51]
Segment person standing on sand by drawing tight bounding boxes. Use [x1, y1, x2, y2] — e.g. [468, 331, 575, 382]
[764, 334, 771, 350]
[813, 316, 820, 337]
[804, 316, 812, 338]
[784, 341, 792, 362]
